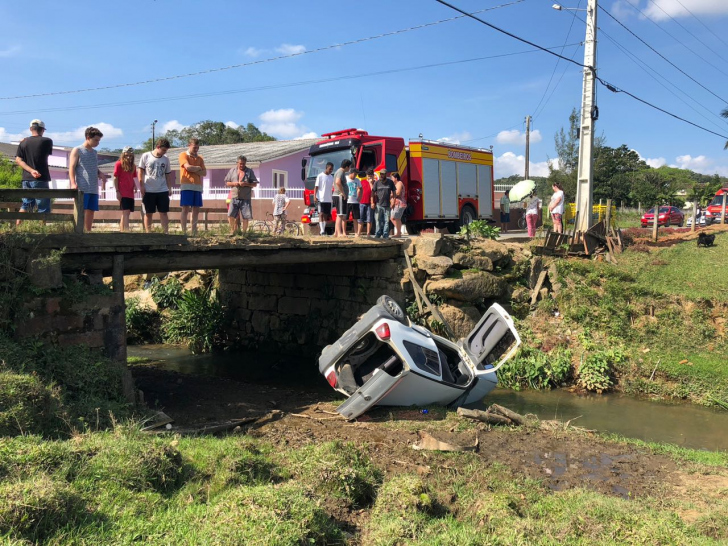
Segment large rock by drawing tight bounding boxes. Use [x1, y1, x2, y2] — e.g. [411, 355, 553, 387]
[439, 304, 482, 340]
[427, 271, 506, 302]
[469, 239, 509, 264]
[452, 252, 494, 272]
[26, 257, 62, 289]
[417, 255, 453, 276]
[529, 257, 544, 289]
[415, 233, 444, 257]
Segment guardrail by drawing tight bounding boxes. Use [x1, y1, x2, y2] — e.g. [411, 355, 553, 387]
[0, 189, 84, 233]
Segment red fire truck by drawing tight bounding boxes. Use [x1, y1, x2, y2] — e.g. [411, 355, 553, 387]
[300, 128, 495, 234]
[704, 186, 728, 224]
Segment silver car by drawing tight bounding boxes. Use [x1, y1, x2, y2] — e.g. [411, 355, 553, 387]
[319, 296, 521, 420]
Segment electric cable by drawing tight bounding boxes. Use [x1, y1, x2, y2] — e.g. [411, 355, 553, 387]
[673, 0, 728, 50]
[0, 1, 525, 101]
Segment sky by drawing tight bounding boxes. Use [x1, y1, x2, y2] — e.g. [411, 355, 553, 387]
[2, 0, 728, 178]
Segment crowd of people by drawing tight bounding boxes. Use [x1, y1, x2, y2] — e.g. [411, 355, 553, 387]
[313, 160, 407, 238]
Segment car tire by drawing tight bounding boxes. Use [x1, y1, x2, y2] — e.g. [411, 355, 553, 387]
[459, 205, 476, 228]
[376, 295, 408, 324]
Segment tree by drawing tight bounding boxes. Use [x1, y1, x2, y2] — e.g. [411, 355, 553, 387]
[629, 170, 679, 208]
[0, 156, 22, 188]
[593, 144, 646, 204]
[139, 120, 276, 151]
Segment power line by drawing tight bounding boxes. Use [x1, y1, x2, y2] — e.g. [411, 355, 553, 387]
[0, 1, 525, 101]
[532, 45, 581, 120]
[463, 121, 523, 144]
[673, 0, 728, 50]
[599, 6, 728, 104]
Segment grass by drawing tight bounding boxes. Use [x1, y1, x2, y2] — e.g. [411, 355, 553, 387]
[0, 426, 726, 545]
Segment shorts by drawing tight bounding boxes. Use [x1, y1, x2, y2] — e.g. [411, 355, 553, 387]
[332, 195, 347, 215]
[347, 202, 360, 220]
[552, 213, 563, 223]
[20, 179, 51, 213]
[317, 202, 332, 216]
[180, 190, 203, 207]
[120, 197, 135, 212]
[228, 198, 253, 220]
[359, 203, 373, 223]
[142, 191, 170, 214]
[83, 193, 99, 212]
[500, 211, 510, 223]
[391, 206, 405, 220]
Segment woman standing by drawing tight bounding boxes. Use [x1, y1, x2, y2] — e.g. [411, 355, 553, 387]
[391, 172, 406, 237]
[113, 146, 138, 232]
[525, 191, 541, 238]
[549, 182, 565, 233]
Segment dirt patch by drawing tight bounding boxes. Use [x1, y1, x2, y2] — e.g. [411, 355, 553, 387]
[132, 366, 704, 502]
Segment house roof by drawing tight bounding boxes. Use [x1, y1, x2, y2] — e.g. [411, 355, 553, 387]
[0, 142, 18, 160]
[169, 138, 318, 168]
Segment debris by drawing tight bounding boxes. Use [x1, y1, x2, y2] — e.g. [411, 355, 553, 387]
[141, 411, 174, 431]
[412, 431, 478, 452]
[457, 404, 526, 426]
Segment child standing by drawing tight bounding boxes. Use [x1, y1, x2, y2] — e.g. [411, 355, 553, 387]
[272, 187, 290, 234]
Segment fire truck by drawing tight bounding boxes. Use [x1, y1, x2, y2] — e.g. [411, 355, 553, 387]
[300, 128, 494, 234]
[704, 186, 728, 224]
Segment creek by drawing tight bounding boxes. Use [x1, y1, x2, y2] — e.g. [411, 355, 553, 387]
[129, 345, 728, 452]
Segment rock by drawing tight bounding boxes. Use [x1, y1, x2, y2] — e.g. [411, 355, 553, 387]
[439, 304, 482, 340]
[123, 274, 146, 292]
[184, 276, 205, 292]
[452, 252, 494, 271]
[529, 257, 544, 289]
[415, 233, 444, 257]
[469, 239, 509, 264]
[26, 257, 62, 289]
[417, 255, 453, 276]
[427, 271, 506, 302]
[548, 263, 562, 295]
[511, 286, 530, 303]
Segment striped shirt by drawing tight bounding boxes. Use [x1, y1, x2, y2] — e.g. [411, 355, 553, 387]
[74, 146, 99, 195]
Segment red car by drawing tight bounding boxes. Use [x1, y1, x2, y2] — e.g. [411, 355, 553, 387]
[641, 206, 684, 228]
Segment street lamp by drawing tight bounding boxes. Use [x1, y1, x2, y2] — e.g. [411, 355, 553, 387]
[151, 119, 158, 147]
[553, 0, 598, 234]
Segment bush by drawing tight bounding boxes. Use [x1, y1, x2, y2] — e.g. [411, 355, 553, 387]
[163, 289, 227, 354]
[497, 346, 572, 390]
[578, 348, 627, 393]
[150, 276, 183, 310]
[460, 220, 500, 240]
[0, 156, 22, 189]
[0, 372, 65, 437]
[125, 296, 161, 344]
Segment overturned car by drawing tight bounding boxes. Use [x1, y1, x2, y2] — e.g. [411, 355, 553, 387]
[319, 296, 521, 420]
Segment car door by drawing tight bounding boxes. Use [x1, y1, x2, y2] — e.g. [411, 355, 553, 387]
[460, 303, 521, 376]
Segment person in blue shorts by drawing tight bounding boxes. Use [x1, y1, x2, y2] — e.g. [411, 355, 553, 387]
[69, 127, 109, 232]
[178, 138, 206, 235]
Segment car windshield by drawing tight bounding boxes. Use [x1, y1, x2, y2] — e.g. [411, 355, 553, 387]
[709, 194, 726, 206]
[647, 207, 669, 214]
[304, 149, 354, 190]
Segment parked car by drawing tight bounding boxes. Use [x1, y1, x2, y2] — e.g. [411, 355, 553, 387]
[640, 206, 684, 228]
[318, 295, 521, 420]
[686, 214, 708, 228]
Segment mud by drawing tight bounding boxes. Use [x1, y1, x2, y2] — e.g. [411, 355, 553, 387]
[131, 365, 708, 501]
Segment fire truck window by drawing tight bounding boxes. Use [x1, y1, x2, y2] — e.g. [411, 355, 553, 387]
[360, 147, 379, 172]
[386, 154, 398, 173]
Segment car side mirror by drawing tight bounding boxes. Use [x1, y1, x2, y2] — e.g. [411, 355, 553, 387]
[301, 168, 305, 181]
[301, 158, 308, 168]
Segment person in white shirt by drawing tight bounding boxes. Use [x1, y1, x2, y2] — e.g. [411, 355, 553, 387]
[548, 182, 565, 233]
[314, 162, 334, 236]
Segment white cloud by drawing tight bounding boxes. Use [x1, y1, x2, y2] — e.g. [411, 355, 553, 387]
[296, 132, 318, 139]
[495, 151, 553, 178]
[643, 0, 728, 20]
[0, 126, 29, 142]
[275, 43, 306, 55]
[45, 122, 123, 145]
[0, 45, 20, 58]
[259, 108, 312, 139]
[436, 131, 472, 145]
[225, 121, 239, 129]
[242, 47, 262, 57]
[496, 129, 542, 146]
[666, 154, 728, 177]
[645, 157, 666, 168]
[162, 120, 186, 133]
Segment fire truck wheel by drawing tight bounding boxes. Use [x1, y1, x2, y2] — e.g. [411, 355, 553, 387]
[459, 205, 477, 227]
[405, 222, 421, 235]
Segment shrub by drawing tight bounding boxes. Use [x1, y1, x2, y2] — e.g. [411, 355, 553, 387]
[150, 276, 183, 310]
[125, 296, 161, 344]
[578, 348, 627, 393]
[163, 289, 227, 354]
[497, 346, 572, 390]
[0, 372, 65, 437]
[460, 220, 500, 240]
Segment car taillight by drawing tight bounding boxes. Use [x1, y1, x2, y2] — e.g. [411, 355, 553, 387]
[375, 323, 391, 341]
[326, 370, 337, 388]
[301, 216, 310, 223]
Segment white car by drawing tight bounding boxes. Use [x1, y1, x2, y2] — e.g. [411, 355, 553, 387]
[318, 296, 521, 420]
[686, 214, 708, 228]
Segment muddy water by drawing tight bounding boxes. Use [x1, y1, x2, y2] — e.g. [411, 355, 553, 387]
[128, 345, 728, 452]
[485, 389, 728, 452]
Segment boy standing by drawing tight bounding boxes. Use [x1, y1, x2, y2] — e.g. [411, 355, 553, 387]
[179, 138, 206, 235]
[138, 138, 173, 233]
[15, 119, 53, 225]
[314, 162, 334, 236]
[346, 170, 362, 236]
[69, 127, 109, 232]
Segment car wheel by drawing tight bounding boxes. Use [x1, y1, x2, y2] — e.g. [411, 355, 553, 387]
[664, 219, 670, 227]
[376, 295, 407, 324]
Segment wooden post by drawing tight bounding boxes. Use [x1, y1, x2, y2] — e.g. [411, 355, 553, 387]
[691, 201, 697, 233]
[605, 199, 612, 232]
[652, 202, 659, 242]
[204, 211, 209, 231]
[73, 191, 84, 234]
[722, 193, 727, 225]
[112, 254, 124, 294]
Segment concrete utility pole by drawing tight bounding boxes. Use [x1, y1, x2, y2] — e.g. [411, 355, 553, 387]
[574, 0, 598, 234]
[524, 115, 531, 180]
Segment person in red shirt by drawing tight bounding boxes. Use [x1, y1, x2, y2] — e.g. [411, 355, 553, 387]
[113, 146, 139, 232]
[358, 168, 375, 237]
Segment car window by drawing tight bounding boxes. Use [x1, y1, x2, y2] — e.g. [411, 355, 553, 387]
[403, 341, 441, 376]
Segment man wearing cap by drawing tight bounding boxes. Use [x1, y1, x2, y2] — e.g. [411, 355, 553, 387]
[224, 155, 258, 235]
[15, 119, 53, 225]
[371, 169, 396, 239]
[178, 138, 206, 236]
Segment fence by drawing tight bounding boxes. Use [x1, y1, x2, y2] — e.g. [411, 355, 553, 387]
[0, 189, 84, 233]
[49, 185, 304, 202]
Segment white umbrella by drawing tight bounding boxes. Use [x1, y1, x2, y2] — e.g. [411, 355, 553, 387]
[508, 179, 536, 202]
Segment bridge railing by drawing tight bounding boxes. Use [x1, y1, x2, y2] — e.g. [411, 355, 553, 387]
[0, 189, 84, 233]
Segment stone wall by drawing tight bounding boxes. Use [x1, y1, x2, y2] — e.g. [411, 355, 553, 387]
[219, 258, 407, 354]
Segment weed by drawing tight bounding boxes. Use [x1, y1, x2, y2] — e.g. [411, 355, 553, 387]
[163, 288, 227, 354]
[149, 276, 183, 310]
[498, 345, 572, 390]
[578, 348, 627, 393]
[459, 220, 500, 240]
[125, 297, 161, 345]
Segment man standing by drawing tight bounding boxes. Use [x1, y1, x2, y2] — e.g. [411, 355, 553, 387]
[499, 190, 510, 233]
[371, 168, 395, 239]
[332, 159, 350, 237]
[224, 155, 258, 235]
[178, 138, 206, 235]
[358, 168, 375, 237]
[69, 127, 109, 232]
[346, 169, 362, 236]
[138, 138, 173, 234]
[15, 119, 53, 225]
[314, 162, 334, 236]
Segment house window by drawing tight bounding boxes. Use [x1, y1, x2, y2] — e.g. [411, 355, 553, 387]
[272, 170, 288, 189]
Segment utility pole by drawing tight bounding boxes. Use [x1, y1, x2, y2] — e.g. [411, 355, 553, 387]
[524, 115, 531, 180]
[574, 0, 598, 234]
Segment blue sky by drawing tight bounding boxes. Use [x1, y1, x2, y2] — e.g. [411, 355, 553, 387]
[2, 0, 728, 178]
